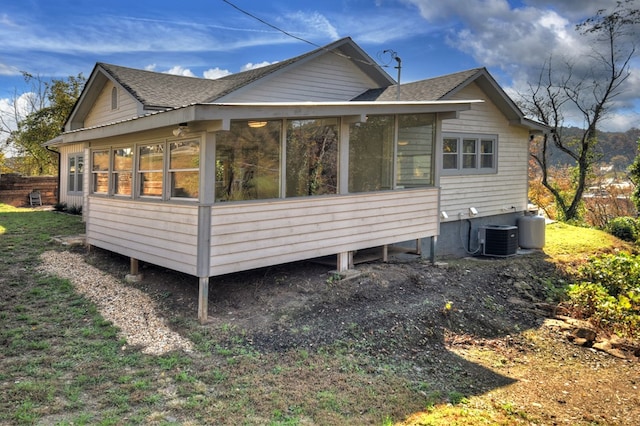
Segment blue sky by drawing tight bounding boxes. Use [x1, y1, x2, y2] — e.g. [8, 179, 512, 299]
[1, 0, 638, 134]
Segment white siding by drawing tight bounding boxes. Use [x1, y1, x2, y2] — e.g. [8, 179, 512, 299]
[221, 54, 379, 103]
[58, 143, 86, 209]
[440, 83, 529, 221]
[209, 189, 439, 276]
[86, 198, 199, 275]
[84, 83, 139, 128]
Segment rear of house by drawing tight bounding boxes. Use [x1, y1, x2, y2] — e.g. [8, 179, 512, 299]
[48, 37, 546, 321]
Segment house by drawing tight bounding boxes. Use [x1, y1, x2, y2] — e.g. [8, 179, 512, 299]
[47, 37, 546, 322]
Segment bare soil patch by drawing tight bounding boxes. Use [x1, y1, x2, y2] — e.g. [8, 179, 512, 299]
[83, 247, 639, 425]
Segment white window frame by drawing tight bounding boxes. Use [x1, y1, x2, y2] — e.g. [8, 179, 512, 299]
[67, 153, 84, 195]
[91, 149, 110, 194]
[441, 133, 497, 175]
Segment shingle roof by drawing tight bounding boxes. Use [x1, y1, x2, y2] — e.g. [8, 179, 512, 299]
[352, 68, 484, 101]
[97, 38, 357, 109]
[98, 61, 288, 109]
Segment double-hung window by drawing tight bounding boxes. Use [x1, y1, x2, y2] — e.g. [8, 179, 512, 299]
[138, 144, 164, 197]
[113, 147, 133, 196]
[442, 133, 497, 175]
[68, 153, 84, 194]
[169, 140, 200, 199]
[91, 150, 110, 194]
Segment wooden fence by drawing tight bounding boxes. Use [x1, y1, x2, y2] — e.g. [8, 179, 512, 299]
[0, 174, 58, 207]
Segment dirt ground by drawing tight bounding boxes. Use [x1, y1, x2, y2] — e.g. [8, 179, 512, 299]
[88, 247, 639, 425]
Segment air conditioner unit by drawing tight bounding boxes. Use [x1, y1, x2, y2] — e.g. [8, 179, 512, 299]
[479, 225, 518, 257]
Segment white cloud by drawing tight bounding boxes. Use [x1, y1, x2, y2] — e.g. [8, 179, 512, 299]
[0, 92, 38, 149]
[240, 61, 279, 72]
[405, 0, 638, 130]
[164, 66, 196, 77]
[203, 67, 231, 79]
[600, 111, 640, 132]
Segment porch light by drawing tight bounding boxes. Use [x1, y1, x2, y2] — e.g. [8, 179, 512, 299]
[172, 123, 189, 137]
[397, 140, 409, 146]
[248, 121, 267, 128]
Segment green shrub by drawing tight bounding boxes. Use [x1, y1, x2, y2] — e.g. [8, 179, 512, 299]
[567, 282, 615, 318]
[605, 216, 639, 242]
[578, 252, 640, 296]
[67, 205, 82, 215]
[568, 252, 640, 338]
[53, 202, 67, 212]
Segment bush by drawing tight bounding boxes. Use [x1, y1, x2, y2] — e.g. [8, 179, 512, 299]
[605, 216, 639, 242]
[67, 205, 82, 215]
[567, 252, 640, 338]
[578, 253, 640, 296]
[53, 202, 82, 215]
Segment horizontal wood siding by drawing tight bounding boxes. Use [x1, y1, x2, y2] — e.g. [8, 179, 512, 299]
[209, 189, 439, 276]
[222, 54, 377, 103]
[87, 198, 199, 275]
[58, 143, 85, 209]
[84, 83, 139, 128]
[440, 83, 529, 221]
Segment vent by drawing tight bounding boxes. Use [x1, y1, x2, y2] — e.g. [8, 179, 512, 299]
[479, 225, 518, 257]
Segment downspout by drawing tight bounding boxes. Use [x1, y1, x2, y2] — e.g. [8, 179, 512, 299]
[45, 145, 61, 205]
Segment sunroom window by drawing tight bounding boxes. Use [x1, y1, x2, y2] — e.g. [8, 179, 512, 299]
[169, 140, 200, 199]
[286, 118, 338, 197]
[349, 113, 434, 192]
[138, 144, 164, 197]
[396, 114, 435, 188]
[348, 115, 394, 192]
[91, 150, 109, 194]
[113, 147, 133, 196]
[215, 120, 281, 202]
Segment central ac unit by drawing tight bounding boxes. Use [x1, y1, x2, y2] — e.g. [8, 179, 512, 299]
[479, 225, 518, 257]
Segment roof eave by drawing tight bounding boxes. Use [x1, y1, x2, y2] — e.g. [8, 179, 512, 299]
[511, 117, 550, 133]
[58, 100, 482, 144]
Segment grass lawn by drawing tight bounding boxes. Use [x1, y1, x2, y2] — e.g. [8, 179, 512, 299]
[1, 204, 636, 425]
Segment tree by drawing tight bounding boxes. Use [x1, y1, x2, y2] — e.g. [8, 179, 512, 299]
[522, 1, 639, 221]
[629, 138, 640, 211]
[2, 73, 85, 175]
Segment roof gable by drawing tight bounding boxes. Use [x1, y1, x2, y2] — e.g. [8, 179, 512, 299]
[354, 67, 546, 131]
[66, 37, 395, 130]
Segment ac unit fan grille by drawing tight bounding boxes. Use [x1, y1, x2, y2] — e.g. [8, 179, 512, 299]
[482, 226, 518, 257]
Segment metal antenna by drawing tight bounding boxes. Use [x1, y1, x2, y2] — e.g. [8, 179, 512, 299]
[383, 50, 402, 100]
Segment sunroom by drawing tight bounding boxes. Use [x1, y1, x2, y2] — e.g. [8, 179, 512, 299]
[67, 100, 479, 321]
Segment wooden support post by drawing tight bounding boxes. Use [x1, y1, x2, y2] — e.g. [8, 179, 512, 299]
[125, 257, 143, 282]
[415, 238, 422, 255]
[382, 245, 388, 262]
[198, 277, 209, 324]
[336, 251, 352, 272]
[130, 258, 139, 275]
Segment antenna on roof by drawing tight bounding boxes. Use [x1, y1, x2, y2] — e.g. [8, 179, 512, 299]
[382, 50, 402, 100]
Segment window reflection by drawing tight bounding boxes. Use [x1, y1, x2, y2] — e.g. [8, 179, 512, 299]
[215, 120, 281, 202]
